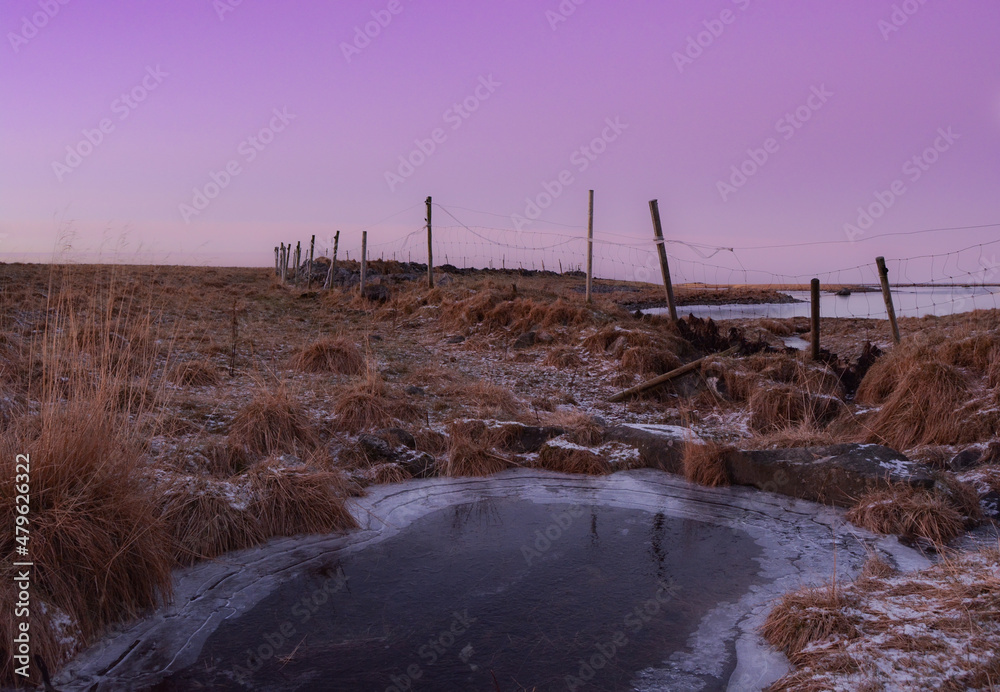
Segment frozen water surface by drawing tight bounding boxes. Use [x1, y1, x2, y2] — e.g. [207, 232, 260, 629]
[57, 470, 928, 691]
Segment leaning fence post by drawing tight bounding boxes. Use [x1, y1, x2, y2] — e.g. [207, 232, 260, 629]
[360, 231, 368, 295]
[649, 199, 678, 321]
[586, 190, 594, 304]
[307, 235, 315, 288]
[426, 196, 434, 288]
[811, 278, 821, 360]
[876, 256, 901, 344]
[324, 230, 339, 289]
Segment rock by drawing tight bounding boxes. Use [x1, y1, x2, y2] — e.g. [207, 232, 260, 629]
[981, 491, 1000, 519]
[362, 283, 391, 303]
[603, 424, 699, 473]
[724, 444, 935, 507]
[512, 332, 537, 349]
[357, 432, 434, 477]
[357, 434, 393, 461]
[405, 385, 426, 396]
[949, 447, 983, 472]
[836, 288, 852, 297]
[446, 335, 466, 344]
[535, 331, 554, 344]
[378, 428, 416, 450]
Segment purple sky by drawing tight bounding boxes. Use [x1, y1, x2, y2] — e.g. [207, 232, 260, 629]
[2, 0, 999, 282]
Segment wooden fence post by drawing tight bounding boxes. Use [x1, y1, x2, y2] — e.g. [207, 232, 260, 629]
[294, 242, 301, 286]
[649, 199, 678, 321]
[360, 231, 368, 295]
[324, 230, 339, 289]
[274, 246, 279, 276]
[280, 243, 287, 283]
[876, 256, 901, 344]
[307, 235, 315, 288]
[285, 242, 292, 283]
[426, 196, 434, 288]
[811, 278, 821, 360]
[586, 190, 594, 304]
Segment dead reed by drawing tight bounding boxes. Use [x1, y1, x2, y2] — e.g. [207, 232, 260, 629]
[228, 388, 317, 456]
[289, 337, 365, 375]
[681, 441, 732, 487]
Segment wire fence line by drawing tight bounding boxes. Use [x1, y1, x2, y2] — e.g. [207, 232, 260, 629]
[291, 202, 1000, 321]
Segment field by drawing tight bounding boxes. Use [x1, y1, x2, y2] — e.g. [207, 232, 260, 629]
[2, 261, 999, 689]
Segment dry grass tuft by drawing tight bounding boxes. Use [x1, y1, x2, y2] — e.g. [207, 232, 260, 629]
[536, 440, 611, 475]
[290, 337, 365, 375]
[546, 410, 603, 445]
[620, 346, 682, 376]
[846, 485, 965, 545]
[761, 583, 858, 662]
[748, 385, 844, 434]
[247, 460, 359, 536]
[228, 389, 317, 456]
[332, 362, 423, 432]
[440, 420, 513, 477]
[682, 441, 732, 487]
[167, 359, 221, 386]
[0, 400, 174, 662]
[157, 476, 263, 565]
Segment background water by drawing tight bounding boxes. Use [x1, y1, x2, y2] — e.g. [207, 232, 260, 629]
[645, 285, 1000, 320]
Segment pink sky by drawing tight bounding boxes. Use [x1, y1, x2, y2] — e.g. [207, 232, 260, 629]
[2, 0, 999, 281]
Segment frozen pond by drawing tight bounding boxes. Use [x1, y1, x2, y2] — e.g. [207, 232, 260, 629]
[645, 285, 1000, 320]
[57, 470, 927, 692]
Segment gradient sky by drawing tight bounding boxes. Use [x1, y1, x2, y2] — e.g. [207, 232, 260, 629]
[2, 0, 999, 281]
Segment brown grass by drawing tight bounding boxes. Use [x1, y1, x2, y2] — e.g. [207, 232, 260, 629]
[760, 583, 858, 662]
[763, 548, 1000, 690]
[620, 346, 682, 375]
[228, 389, 317, 456]
[845, 485, 965, 545]
[157, 476, 263, 565]
[290, 337, 365, 375]
[682, 441, 732, 487]
[332, 362, 423, 432]
[546, 410, 603, 445]
[536, 441, 611, 475]
[440, 420, 513, 477]
[246, 460, 359, 536]
[542, 346, 583, 369]
[748, 385, 844, 434]
[167, 359, 221, 386]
